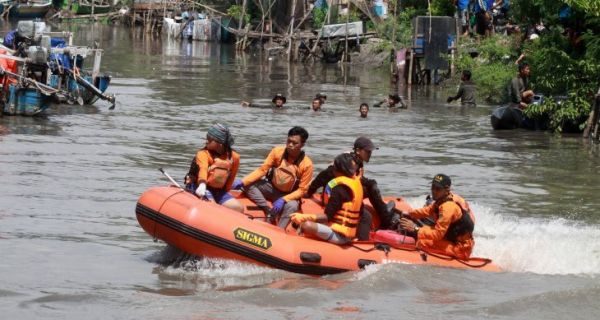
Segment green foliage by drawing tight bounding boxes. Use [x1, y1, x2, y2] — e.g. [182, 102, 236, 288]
[374, 6, 417, 49]
[313, 7, 327, 29]
[430, 0, 455, 16]
[521, 29, 600, 132]
[227, 5, 251, 25]
[454, 36, 519, 103]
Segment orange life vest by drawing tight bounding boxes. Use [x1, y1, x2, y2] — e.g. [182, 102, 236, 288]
[270, 150, 304, 193]
[434, 194, 475, 243]
[323, 176, 363, 238]
[207, 156, 233, 189]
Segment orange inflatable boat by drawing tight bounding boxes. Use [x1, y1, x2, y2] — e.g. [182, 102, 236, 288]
[136, 186, 501, 274]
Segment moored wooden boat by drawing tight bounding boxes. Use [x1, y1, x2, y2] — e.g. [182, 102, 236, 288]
[62, 0, 111, 15]
[10, 0, 52, 19]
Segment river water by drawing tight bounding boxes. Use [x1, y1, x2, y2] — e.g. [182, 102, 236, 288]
[1, 23, 599, 319]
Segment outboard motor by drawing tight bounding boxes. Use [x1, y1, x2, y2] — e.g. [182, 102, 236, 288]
[27, 46, 49, 65]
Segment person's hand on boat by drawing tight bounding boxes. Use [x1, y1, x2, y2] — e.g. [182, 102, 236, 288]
[231, 179, 244, 190]
[195, 183, 207, 198]
[272, 198, 286, 214]
[290, 213, 316, 224]
[399, 217, 418, 233]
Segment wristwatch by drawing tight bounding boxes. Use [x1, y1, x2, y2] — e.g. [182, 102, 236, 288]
[414, 226, 420, 233]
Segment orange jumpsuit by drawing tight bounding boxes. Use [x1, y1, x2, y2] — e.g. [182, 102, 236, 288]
[408, 193, 474, 260]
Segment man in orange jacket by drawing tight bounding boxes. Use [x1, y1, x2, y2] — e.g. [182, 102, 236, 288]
[233, 126, 313, 228]
[399, 174, 475, 260]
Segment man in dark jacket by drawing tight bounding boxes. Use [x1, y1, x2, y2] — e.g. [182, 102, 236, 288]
[305, 137, 399, 240]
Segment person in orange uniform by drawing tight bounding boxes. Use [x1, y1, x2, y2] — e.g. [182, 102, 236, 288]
[291, 153, 362, 245]
[185, 123, 244, 213]
[399, 174, 475, 260]
[232, 126, 313, 227]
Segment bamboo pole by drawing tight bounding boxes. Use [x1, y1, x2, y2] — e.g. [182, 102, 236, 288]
[287, 0, 298, 61]
[344, 2, 349, 63]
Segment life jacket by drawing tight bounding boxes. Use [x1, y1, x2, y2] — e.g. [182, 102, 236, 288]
[206, 156, 233, 189]
[434, 194, 475, 243]
[185, 150, 233, 190]
[323, 176, 363, 238]
[268, 149, 304, 193]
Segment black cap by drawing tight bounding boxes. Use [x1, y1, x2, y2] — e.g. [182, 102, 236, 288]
[432, 174, 451, 188]
[353, 136, 378, 151]
[316, 93, 327, 100]
[272, 94, 286, 103]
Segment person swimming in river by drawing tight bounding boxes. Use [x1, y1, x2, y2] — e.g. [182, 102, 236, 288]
[374, 94, 407, 109]
[359, 103, 369, 118]
[241, 94, 287, 109]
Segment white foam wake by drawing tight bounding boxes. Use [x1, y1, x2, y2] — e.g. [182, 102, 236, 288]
[406, 196, 600, 275]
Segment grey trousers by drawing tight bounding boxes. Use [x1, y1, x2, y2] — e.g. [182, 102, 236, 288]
[244, 179, 299, 228]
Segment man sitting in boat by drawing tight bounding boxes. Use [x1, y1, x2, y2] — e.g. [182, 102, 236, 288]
[291, 153, 363, 245]
[398, 174, 475, 260]
[509, 63, 534, 109]
[305, 137, 399, 240]
[241, 93, 287, 109]
[232, 126, 313, 227]
[184, 123, 244, 213]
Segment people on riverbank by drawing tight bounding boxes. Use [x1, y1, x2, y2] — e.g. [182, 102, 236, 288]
[184, 123, 244, 213]
[291, 153, 363, 245]
[398, 174, 475, 260]
[305, 137, 398, 240]
[241, 93, 286, 109]
[359, 103, 369, 118]
[509, 63, 534, 109]
[374, 94, 407, 109]
[447, 70, 477, 107]
[233, 126, 313, 227]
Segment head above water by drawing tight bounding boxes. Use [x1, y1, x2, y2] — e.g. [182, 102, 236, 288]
[431, 174, 451, 200]
[388, 94, 402, 104]
[333, 153, 357, 178]
[272, 94, 286, 107]
[286, 126, 309, 157]
[311, 98, 322, 111]
[359, 103, 369, 118]
[315, 93, 327, 103]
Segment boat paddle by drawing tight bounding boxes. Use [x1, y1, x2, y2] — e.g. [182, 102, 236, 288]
[158, 168, 208, 200]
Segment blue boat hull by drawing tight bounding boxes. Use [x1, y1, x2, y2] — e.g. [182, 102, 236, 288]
[2, 85, 51, 116]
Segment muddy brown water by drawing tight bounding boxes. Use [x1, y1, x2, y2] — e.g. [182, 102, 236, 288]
[1, 23, 599, 319]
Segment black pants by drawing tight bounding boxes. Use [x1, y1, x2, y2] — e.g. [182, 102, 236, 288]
[357, 209, 372, 241]
[361, 177, 396, 229]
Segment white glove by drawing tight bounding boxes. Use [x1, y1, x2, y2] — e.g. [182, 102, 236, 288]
[195, 183, 207, 197]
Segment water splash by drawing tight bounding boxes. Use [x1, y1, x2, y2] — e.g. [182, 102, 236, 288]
[405, 196, 600, 275]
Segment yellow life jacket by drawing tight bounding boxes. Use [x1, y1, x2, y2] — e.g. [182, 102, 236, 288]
[270, 150, 304, 193]
[207, 155, 233, 189]
[323, 176, 363, 238]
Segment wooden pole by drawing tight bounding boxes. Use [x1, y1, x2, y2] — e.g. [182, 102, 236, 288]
[287, 0, 298, 61]
[344, 3, 349, 63]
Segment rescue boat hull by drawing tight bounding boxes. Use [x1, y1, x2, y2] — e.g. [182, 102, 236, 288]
[136, 186, 501, 274]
